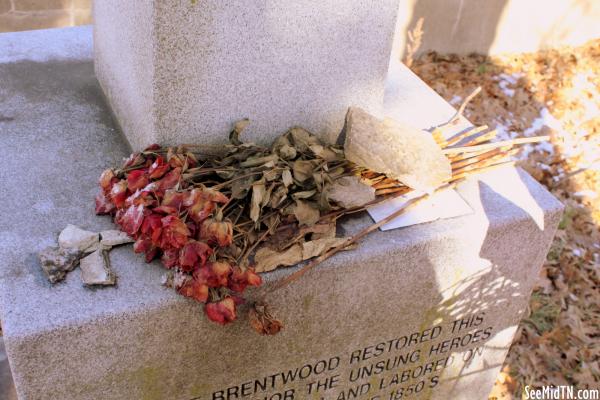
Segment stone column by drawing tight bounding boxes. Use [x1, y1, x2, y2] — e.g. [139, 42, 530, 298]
[94, 0, 401, 150]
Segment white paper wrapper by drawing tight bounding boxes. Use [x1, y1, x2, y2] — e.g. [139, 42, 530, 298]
[367, 187, 473, 231]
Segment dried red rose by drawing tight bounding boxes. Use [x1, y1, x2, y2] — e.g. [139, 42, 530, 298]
[179, 240, 212, 272]
[200, 218, 233, 247]
[249, 305, 283, 336]
[178, 277, 209, 303]
[229, 267, 262, 293]
[204, 261, 232, 287]
[184, 188, 228, 223]
[127, 169, 150, 192]
[160, 215, 190, 249]
[96, 148, 265, 330]
[140, 213, 162, 246]
[205, 297, 237, 325]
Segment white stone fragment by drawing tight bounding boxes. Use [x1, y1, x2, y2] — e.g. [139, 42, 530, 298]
[80, 250, 116, 286]
[58, 225, 99, 253]
[86, 242, 112, 253]
[100, 230, 134, 246]
[344, 107, 451, 193]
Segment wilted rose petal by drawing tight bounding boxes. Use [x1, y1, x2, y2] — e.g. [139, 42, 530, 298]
[133, 237, 152, 254]
[124, 153, 145, 168]
[120, 204, 146, 236]
[205, 297, 237, 325]
[148, 156, 170, 179]
[145, 247, 159, 263]
[160, 215, 190, 250]
[125, 189, 157, 208]
[186, 221, 198, 238]
[161, 248, 180, 269]
[249, 305, 283, 336]
[110, 180, 128, 209]
[246, 268, 262, 287]
[153, 205, 179, 215]
[156, 167, 182, 195]
[184, 188, 229, 223]
[99, 169, 117, 194]
[95, 192, 115, 215]
[127, 169, 150, 192]
[162, 190, 187, 209]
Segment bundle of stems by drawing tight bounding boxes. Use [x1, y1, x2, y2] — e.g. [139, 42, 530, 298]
[261, 87, 549, 304]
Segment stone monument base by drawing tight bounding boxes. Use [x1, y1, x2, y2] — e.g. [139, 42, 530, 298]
[0, 26, 562, 400]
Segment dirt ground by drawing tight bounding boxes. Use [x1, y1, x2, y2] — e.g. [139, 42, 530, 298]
[411, 39, 600, 398]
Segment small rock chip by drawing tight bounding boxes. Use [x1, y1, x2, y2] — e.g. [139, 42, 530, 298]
[38, 247, 81, 284]
[58, 225, 99, 253]
[100, 230, 134, 247]
[344, 107, 451, 193]
[80, 250, 116, 286]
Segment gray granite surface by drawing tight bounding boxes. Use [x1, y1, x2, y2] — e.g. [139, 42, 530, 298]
[0, 26, 563, 400]
[93, 0, 401, 150]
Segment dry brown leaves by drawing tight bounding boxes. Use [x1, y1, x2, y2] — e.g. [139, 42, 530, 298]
[412, 39, 600, 397]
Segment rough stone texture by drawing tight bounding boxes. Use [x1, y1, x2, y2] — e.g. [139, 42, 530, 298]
[0, 27, 563, 400]
[93, 0, 401, 151]
[58, 224, 99, 252]
[100, 230, 133, 247]
[0, 340, 17, 400]
[344, 107, 451, 192]
[79, 249, 115, 286]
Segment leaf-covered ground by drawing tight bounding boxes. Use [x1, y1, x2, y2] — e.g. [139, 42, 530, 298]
[411, 39, 600, 398]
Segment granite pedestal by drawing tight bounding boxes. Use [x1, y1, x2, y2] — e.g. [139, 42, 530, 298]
[93, 0, 401, 150]
[0, 26, 563, 400]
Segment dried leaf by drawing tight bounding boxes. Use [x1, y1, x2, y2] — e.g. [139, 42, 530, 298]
[292, 160, 318, 183]
[250, 179, 266, 222]
[301, 237, 347, 259]
[230, 118, 250, 145]
[231, 174, 257, 199]
[282, 169, 293, 187]
[310, 223, 337, 240]
[327, 176, 376, 208]
[269, 185, 288, 208]
[263, 168, 281, 181]
[292, 190, 316, 200]
[289, 127, 321, 153]
[254, 236, 346, 273]
[255, 244, 303, 273]
[293, 200, 320, 226]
